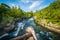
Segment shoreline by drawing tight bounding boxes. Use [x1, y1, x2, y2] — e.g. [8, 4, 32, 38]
[34, 17, 60, 34]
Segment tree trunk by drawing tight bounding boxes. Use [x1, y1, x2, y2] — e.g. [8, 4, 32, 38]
[10, 33, 32, 40]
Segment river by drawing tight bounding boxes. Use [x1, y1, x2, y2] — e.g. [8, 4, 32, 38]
[0, 17, 60, 40]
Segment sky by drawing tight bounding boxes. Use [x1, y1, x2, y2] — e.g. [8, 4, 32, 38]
[0, 0, 55, 12]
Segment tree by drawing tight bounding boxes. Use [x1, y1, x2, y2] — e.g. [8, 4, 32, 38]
[10, 6, 24, 18]
[24, 11, 33, 19]
[0, 3, 10, 22]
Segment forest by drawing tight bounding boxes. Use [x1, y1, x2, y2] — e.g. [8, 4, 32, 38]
[0, 3, 33, 29]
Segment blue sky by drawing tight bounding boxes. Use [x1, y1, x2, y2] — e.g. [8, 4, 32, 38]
[0, 0, 55, 12]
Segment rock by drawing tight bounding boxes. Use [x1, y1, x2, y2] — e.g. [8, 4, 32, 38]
[27, 36, 34, 40]
[26, 26, 37, 40]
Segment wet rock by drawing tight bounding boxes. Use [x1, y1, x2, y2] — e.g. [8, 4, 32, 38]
[36, 33, 42, 40]
[4, 24, 15, 32]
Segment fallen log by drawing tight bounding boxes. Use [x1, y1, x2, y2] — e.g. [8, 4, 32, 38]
[10, 26, 37, 40]
[10, 33, 32, 40]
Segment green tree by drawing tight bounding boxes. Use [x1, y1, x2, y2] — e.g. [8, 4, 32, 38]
[0, 3, 10, 22]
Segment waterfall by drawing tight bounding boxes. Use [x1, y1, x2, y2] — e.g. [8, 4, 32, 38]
[11, 22, 25, 37]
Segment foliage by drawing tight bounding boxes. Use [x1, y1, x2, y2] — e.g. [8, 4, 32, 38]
[0, 3, 33, 24]
[0, 3, 10, 22]
[34, 0, 60, 25]
[24, 11, 33, 19]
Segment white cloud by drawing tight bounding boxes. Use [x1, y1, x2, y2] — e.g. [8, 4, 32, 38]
[39, 3, 50, 10]
[20, 0, 39, 3]
[29, 0, 44, 10]
[11, 3, 15, 7]
[21, 0, 31, 3]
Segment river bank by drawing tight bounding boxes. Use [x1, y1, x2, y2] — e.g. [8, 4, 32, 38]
[34, 16, 60, 34]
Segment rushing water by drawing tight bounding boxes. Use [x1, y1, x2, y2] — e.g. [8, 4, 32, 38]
[0, 17, 60, 40]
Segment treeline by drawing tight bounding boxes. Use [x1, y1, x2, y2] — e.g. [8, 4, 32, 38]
[33, 0, 60, 28]
[0, 3, 33, 24]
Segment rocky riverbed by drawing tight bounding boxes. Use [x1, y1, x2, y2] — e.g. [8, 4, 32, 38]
[0, 17, 60, 40]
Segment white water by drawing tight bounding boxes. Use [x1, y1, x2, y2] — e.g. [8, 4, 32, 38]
[0, 17, 56, 40]
[0, 33, 8, 39]
[12, 22, 25, 36]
